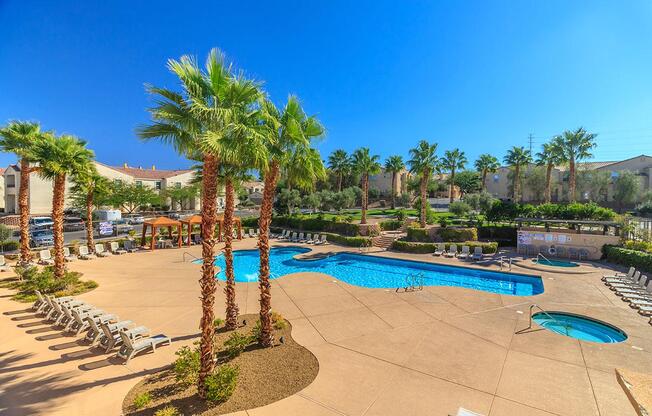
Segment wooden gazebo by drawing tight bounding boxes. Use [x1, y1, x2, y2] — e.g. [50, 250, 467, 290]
[140, 216, 183, 250]
[216, 214, 243, 242]
[180, 215, 203, 246]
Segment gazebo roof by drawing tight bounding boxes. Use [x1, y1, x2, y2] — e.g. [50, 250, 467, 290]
[180, 215, 202, 225]
[143, 216, 182, 226]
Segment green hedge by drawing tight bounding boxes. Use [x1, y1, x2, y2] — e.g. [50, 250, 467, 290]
[603, 245, 652, 273]
[486, 201, 616, 222]
[322, 233, 372, 247]
[272, 215, 360, 236]
[379, 220, 402, 231]
[436, 227, 478, 242]
[1, 240, 19, 251]
[477, 226, 517, 247]
[623, 240, 652, 254]
[241, 216, 259, 227]
[406, 227, 430, 242]
[391, 239, 498, 254]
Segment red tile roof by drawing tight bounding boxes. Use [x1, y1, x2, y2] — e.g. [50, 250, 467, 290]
[98, 162, 192, 180]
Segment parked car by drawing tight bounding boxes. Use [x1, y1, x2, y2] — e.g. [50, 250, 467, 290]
[63, 217, 86, 232]
[127, 215, 145, 225]
[112, 219, 134, 235]
[27, 229, 55, 247]
[168, 213, 181, 220]
[29, 216, 54, 230]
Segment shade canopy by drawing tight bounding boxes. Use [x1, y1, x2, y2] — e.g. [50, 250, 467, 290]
[180, 215, 202, 226]
[144, 216, 182, 227]
[141, 216, 183, 250]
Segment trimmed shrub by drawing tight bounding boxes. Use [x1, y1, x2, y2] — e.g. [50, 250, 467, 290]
[486, 201, 616, 223]
[436, 227, 478, 242]
[406, 227, 430, 242]
[133, 392, 152, 410]
[173, 345, 200, 386]
[223, 332, 251, 359]
[272, 215, 360, 236]
[603, 245, 652, 273]
[623, 240, 652, 254]
[154, 406, 180, 416]
[241, 216, 259, 227]
[379, 220, 402, 231]
[1, 240, 19, 251]
[391, 239, 498, 254]
[322, 233, 372, 247]
[205, 365, 239, 403]
[448, 201, 471, 217]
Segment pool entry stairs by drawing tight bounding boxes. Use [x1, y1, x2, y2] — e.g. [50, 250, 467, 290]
[372, 234, 399, 249]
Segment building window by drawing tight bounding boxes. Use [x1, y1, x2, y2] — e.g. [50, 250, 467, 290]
[135, 180, 142, 187]
[155, 181, 162, 190]
[6, 175, 15, 188]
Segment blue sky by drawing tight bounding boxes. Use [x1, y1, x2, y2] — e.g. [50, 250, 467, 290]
[1, 1, 652, 170]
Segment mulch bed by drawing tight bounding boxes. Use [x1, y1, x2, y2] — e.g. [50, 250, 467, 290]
[122, 313, 319, 415]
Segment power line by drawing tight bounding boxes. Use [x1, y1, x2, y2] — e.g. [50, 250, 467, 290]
[528, 133, 534, 154]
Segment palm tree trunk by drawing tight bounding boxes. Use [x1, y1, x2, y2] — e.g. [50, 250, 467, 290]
[391, 172, 396, 210]
[197, 154, 219, 399]
[449, 169, 455, 203]
[420, 170, 428, 228]
[223, 178, 238, 330]
[569, 159, 576, 202]
[338, 173, 343, 192]
[85, 190, 94, 251]
[361, 174, 368, 225]
[258, 161, 280, 348]
[52, 174, 66, 279]
[481, 169, 487, 191]
[545, 163, 553, 203]
[18, 159, 31, 265]
[514, 165, 520, 202]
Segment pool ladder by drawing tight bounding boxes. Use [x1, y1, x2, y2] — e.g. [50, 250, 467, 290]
[537, 253, 551, 264]
[396, 272, 424, 292]
[182, 252, 199, 262]
[516, 304, 570, 336]
[499, 256, 512, 271]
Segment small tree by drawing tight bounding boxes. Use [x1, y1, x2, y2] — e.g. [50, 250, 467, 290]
[524, 166, 547, 202]
[109, 182, 162, 213]
[448, 201, 471, 217]
[276, 188, 301, 215]
[452, 170, 481, 197]
[613, 171, 639, 213]
[302, 193, 322, 213]
[0, 224, 12, 252]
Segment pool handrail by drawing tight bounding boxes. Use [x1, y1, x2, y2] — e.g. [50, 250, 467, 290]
[537, 253, 551, 264]
[182, 251, 199, 262]
[518, 304, 570, 336]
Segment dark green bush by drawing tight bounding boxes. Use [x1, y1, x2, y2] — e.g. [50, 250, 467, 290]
[436, 227, 478, 242]
[241, 217, 259, 227]
[13, 266, 98, 302]
[622, 240, 652, 254]
[223, 332, 251, 359]
[603, 245, 652, 273]
[323, 233, 372, 247]
[272, 215, 360, 236]
[486, 201, 616, 223]
[1, 240, 19, 251]
[379, 220, 402, 231]
[391, 239, 498, 254]
[406, 227, 430, 242]
[205, 364, 239, 403]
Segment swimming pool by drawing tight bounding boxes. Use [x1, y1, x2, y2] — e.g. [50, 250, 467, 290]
[533, 258, 579, 268]
[532, 312, 627, 343]
[204, 246, 544, 296]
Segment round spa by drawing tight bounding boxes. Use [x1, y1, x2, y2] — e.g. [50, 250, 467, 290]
[532, 312, 627, 343]
[532, 258, 579, 268]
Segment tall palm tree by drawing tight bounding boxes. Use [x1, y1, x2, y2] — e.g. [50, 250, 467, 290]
[503, 146, 532, 202]
[257, 96, 323, 347]
[384, 155, 405, 209]
[70, 167, 111, 252]
[535, 137, 564, 203]
[0, 121, 45, 265]
[558, 127, 596, 202]
[441, 149, 467, 203]
[407, 141, 438, 227]
[138, 49, 262, 397]
[285, 147, 327, 192]
[474, 153, 500, 191]
[327, 149, 350, 191]
[33, 134, 94, 278]
[351, 147, 381, 225]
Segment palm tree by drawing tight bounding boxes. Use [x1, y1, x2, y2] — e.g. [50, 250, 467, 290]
[503, 146, 532, 202]
[535, 137, 564, 203]
[138, 49, 262, 397]
[474, 153, 500, 191]
[408, 141, 438, 227]
[558, 127, 597, 202]
[33, 134, 94, 278]
[286, 147, 327, 192]
[327, 149, 350, 191]
[441, 149, 467, 203]
[0, 121, 45, 265]
[70, 167, 111, 252]
[351, 148, 381, 225]
[384, 155, 405, 209]
[257, 96, 323, 347]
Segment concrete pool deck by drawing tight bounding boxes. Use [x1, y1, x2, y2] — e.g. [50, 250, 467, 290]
[0, 239, 649, 415]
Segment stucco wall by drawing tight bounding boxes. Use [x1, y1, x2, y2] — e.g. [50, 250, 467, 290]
[517, 230, 620, 260]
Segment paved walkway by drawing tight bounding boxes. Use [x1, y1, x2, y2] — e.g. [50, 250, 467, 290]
[0, 240, 649, 415]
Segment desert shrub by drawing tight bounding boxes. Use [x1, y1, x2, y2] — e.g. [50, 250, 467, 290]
[392, 239, 498, 254]
[436, 227, 478, 242]
[205, 365, 239, 403]
[213, 317, 225, 327]
[173, 345, 200, 386]
[322, 233, 372, 247]
[395, 209, 408, 221]
[223, 332, 251, 359]
[485, 201, 616, 223]
[12, 266, 97, 302]
[623, 240, 652, 254]
[133, 392, 152, 410]
[448, 201, 471, 217]
[379, 220, 402, 231]
[154, 406, 179, 416]
[271, 311, 287, 330]
[406, 227, 430, 242]
[1, 240, 19, 251]
[603, 245, 652, 273]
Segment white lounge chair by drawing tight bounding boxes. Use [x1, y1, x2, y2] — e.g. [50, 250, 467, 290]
[297, 232, 305, 243]
[433, 243, 445, 256]
[63, 247, 77, 262]
[67, 308, 112, 335]
[278, 230, 288, 240]
[608, 273, 645, 289]
[637, 306, 652, 316]
[616, 280, 652, 296]
[458, 246, 470, 260]
[100, 321, 149, 353]
[110, 242, 127, 255]
[78, 245, 97, 260]
[95, 243, 110, 257]
[123, 240, 139, 253]
[255, 228, 260, 237]
[604, 270, 639, 284]
[445, 244, 457, 258]
[248, 229, 255, 238]
[314, 235, 328, 245]
[305, 233, 312, 244]
[602, 267, 636, 281]
[290, 232, 298, 242]
[471, 246, 483, 261]
[116, 329, 171, 364]
[85, 316, 132, 345]
[307, 234, 317, 244]
[455, 408, 485, 416]
[38, 250, 54, 265]
[0, 255, 9, 272]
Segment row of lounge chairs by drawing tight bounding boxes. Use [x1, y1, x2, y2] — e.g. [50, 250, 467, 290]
[37, 241, 141, 264]
[31, 290, 171, 363]
[275, 230, 328, 245]
[602, 267, 652, 325]
[433, 243, 484, 261]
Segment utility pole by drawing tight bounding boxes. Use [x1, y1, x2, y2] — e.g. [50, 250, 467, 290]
[528, 133, 534, 154]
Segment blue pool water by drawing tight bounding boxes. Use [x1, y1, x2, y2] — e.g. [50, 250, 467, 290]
[204, 246, 544, 296]
[533, 259, 579, 268]
[532, 312, 627, 343]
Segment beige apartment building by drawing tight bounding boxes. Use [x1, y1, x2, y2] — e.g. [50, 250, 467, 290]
[485, 154, 652, 204]
[369, 168, 411, 196]
[3, 162, 200, 215]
